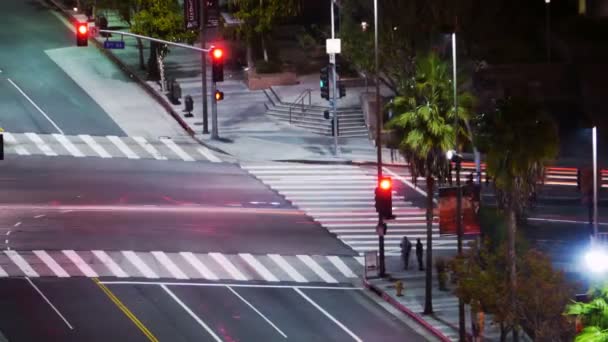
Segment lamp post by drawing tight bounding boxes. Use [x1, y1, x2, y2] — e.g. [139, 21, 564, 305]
[593, 126, 598, 237]
[546, 0, 551, 62]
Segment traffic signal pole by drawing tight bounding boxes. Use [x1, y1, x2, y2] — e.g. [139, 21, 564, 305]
[374, 0, 385, 277]
[200, 0, 209, 134]
[330, 1, 338, 154]
[211, 80, 218, 139]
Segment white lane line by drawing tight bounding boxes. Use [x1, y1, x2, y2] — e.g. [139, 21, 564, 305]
[26, 277, 74, 330]
[294, 288, 362, 342]
[122, 251, 159, 279]
[4, 133, 30, 155]
[152, 251, 189, 280]
[79, 134, 111, 158]
[383, 167, 437, 204]
[197, 147, 221, 163]
[34, 214, 45, 219]
[34, 250, 69, 277]
[226, 286, 287, 338]
[238, 253, 279, 282]
[528, 217, 608, 226]
[268, 254, 307, 283]
[107, 136, 140, 159]
[132, 137, 167, 160]
[161, 139, 195, 162]
[161, 284, 222, 342]
[327, 256, 357, 278]
[62, 250, 98, 277]
[101, 281, 362, 290]
[52, 134, 84, 157]
[14, 222, 21, 227]
[209, 253, 247, 281]
[92, 250, 128, 278]
[5, 250, 38, 277]
[7, 79, 64, 134]
[180, 252, 219, 280]
[25, 133, 58, 156]
[297, 255, 338, 283]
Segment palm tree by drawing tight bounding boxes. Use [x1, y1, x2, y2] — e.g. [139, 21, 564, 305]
[566, 284, 608, 341]
[387, 52, 473, 314]
[475, 96, 559, 340]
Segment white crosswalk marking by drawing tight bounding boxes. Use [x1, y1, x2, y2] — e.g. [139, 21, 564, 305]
[122, 251, 159, 278]
[152, 251, 189, 280]
[268, 254, 307, 283]
[79, 134, 111, 158]
[34, 250, 69, 277]
[197, 147, 221, 163]
[52, 134, 84, 157]
[239, 253, 279, 282]
[209, 253, 247, 281]
[327, 256, 357, 278]
[132, 137, 167, 160]
[107, 136, 139, 159]
[161, 139, 195, 162]
[180, 252, 218, 280]
[3, 133, 30, 155]
[92, 250, 128, 278]
[25, 133, 57, 156]
[5, 250, 38, 277]
[63, 250, 98, 277]
[0, 265, 8, 277]
[297, 255, 338, 283]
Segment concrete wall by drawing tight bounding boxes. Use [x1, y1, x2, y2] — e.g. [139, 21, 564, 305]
[246, 70, 298, 90]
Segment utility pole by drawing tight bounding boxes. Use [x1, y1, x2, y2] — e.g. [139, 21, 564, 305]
[330, 1, 338, 154]
[373, 0, 385, 277]
[200, 0, 209, 134]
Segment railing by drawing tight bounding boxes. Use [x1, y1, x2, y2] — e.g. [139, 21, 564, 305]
[288, 88, 312, 124]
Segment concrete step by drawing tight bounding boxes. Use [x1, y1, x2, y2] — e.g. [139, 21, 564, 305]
[265, 111, 366, 126]
[265, 114, 367, 133]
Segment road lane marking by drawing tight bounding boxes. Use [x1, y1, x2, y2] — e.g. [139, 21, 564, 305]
[0, 264, 7, 277]
[161, 284, 222, 342]
[26, 277, 73, 330]
[528, 217, 608, 226]
[52, 134, 84, 157]
[25, 133, 58, 156]
[122, 251, 159, 278]
[107, 136, 140, 159]
[354, 257, 364, 266]
[152, 251, 189, 280]
[132, 137, 167, 160]
[100, 281, 362, 290]
[92, 250, 128, 278]
[180, 252, 219, 280]
[93, 278, 158, 342]
[209, 253, 247, 281]
[327, 256, 357, 278]
[383, 167, 437, 204]
[268, 254, 307, 283]
[226, 286, 287, 338]
[5, 250, 38, 277]
[294, 288, 362, 342]
[3, 133, 30, 155]
[63, 250, 98, 277]
[34, 250, 69, 277]
[7, 79, 64, 134]
[297, 255, 338, 283]
[79, 134, 111, 158]
[197, 147, 221, 163]
[239, 253, 279, 282]
[161, 139, 194, 161]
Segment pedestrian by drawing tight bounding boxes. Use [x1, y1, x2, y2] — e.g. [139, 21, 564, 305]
[400, 236, 412, 270]
[416, 239, 424, 271]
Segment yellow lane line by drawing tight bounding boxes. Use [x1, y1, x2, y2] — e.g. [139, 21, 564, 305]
[92, 278, 159, 342]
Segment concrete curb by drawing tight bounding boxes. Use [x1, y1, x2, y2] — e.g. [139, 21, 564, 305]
[272, 159, 409, 168]
[363, 278, 452, 342]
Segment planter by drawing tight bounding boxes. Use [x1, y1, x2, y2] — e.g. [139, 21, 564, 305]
[246, 69, 298, 90]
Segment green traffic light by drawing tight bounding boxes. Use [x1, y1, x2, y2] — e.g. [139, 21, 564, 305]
[320, 80, 325, 87]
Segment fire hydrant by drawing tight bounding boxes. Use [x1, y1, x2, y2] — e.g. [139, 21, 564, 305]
[395, 280, 404, 296]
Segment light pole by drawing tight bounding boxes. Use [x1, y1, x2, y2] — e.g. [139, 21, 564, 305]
[200, 0, 209, 134]
[546, 0, 551, 62]
[593, 126, 598, 236]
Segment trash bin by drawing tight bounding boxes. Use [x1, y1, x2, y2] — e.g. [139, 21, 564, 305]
[184, 95, 194, 117]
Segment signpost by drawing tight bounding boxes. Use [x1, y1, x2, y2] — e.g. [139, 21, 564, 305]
[364, 251, 378, 279]
[103, 40, 125, 49]
[184, 0, 200, 30]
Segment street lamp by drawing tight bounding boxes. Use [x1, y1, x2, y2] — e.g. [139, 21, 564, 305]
[585, 245, 608, 274]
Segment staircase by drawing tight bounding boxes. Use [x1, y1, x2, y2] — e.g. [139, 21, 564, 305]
[263, 88, 369, 138]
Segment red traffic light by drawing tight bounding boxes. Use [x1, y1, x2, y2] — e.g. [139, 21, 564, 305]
[76, 22, 89, 47]
[211, 48, 223, 60]
[77, 23, 88, 35]
[379, 177, 392, 191]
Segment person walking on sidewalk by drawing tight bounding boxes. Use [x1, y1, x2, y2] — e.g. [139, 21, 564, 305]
[400, 236, 412, 270]
[415, 238, 424, 270]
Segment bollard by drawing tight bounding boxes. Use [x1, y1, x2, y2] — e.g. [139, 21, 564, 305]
[395, 280, 404, 296]
[184, 95, 194, 118]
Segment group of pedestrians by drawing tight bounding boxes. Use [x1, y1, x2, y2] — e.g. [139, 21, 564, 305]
[399, 236, 424, 271]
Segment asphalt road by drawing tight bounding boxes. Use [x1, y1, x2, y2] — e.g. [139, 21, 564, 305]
[0, 0, 123, 136]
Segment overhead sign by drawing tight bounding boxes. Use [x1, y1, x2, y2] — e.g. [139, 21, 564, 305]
[326, 38, 341, 54]
[103, 40, 125, 49]
[184, 0, 200, 30]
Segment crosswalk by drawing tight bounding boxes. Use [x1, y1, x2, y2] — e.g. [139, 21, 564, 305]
[242, 163, 458, 256]
[0, 250, 362, 283]
[2, 132, 222, 163]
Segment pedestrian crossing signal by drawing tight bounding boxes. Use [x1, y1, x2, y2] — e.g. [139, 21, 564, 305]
[76, 23, 88, 47]
[320, 67, 330, 100]
[375, 176, 395, 220]
[214, 90, 224, 101]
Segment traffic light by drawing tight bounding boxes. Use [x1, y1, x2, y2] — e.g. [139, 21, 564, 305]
[76, 22, 88, 47]
[375, 176, 395, 220]
[338, 81, 346, 98]
[320, 66, 330, 100]
[210, 47, 224, 82]
[214, 90, 224, 101]
[324, 110, 330, 120]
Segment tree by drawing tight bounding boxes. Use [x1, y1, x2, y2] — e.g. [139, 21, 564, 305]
[566, 284, 608, 342]
[387, 52, 474, 314]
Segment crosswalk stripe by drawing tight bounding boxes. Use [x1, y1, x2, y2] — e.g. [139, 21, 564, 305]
[34, 250, 69, 277]
[324, 222, 429, 228]
[197, 147, 221, 163]
[3, 133, 30, 155]
[152, 251, 189, 280]
[209, 253, 247, 281]
[63, 250, 98, 277]
[52, 134, 84, 157]
[179, 252, 218, 280]
[252, 170, 366, 175]
[268, 254, 307, 283]
[327, 256, 357, 278]
[354, 257, 364, 266]
[107, 136, 140, 159]
[122, 251, 159, 278]
[79, 134, 111, 158]
[25, 133, 57, 156]
[5, 251, 38, 277]
[161, 139, 195, 162]
[243, 165, 359, 170]
[318, 216, 427, 222]
[92, 250, 128, 278]
[297, 255, 338, 283]
[0, 265, 8, 277]
[132, 137, 167, 160]
[239, 253, 279, 282]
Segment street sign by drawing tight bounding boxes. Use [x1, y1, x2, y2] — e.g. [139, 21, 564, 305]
[364, 251, 378, 279]
[103, 40, 125, 49]
[184, 0, 200, 30]
[326, 38, 341, 54]
[329, 53, 336, 64]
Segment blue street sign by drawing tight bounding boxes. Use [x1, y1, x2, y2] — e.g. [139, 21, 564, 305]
[103, 40, 125, 49]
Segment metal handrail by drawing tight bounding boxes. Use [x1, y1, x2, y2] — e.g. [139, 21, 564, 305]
[288, 88, 313, 123]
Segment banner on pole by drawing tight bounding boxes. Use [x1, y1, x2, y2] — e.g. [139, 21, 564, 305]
[184, 0, 200, 30]
[438, 184, 481, 235]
